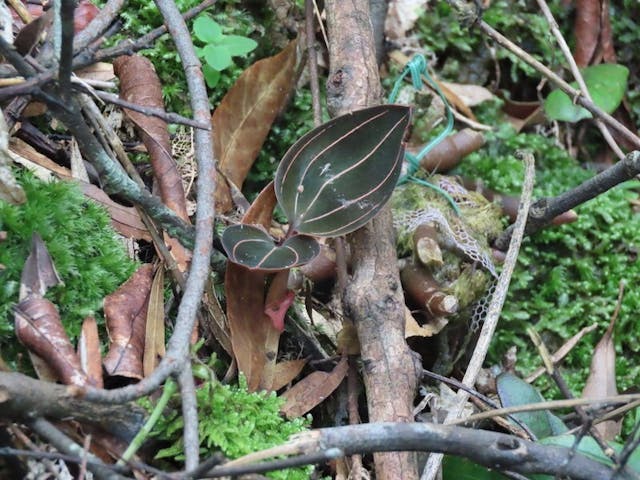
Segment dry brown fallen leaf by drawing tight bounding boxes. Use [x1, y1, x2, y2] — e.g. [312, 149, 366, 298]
[213, 40, 298, 212]
[114, 54, 191, 272]
[582, 307, 620, 440]
[103, 263, 154, 380]
[15, 297, 90, 387]
[143, 265, 166, 378]
[262, 358, 308, 392]
[280, 356, 349, 419]
[14, 234, 89, 386]
[78, 316, 104, 388]
[225, 182, 282, 392]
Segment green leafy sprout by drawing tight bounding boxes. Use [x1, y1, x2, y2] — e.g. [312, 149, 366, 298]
[193, 14, 258, 88]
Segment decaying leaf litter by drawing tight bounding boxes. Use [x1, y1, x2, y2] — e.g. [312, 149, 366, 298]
[1, 0, 640, 479]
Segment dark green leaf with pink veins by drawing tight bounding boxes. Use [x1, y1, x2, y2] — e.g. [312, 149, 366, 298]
[275, 104, 411, 237]
[221, 224, 320, 271]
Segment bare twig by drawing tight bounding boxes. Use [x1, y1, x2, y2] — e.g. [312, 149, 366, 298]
[0, 372, 144, 440]
[29, 418, 129, 480]
[73, 0, 127, 53]
[473, 18, 640, 150]
[534, 0, 624, 158]
[0, 447, 131, 476]
[527, 327, 617, 461]
[177, 365, 200, 470]
[83, 0, 217, 404]
[421, 150, 536, 479]
[496, 150, 640, 250]
[90, 0, 218, 65]
[59, 0, 76, 92]
[452, 393, 640, 425]
[305, 0, 322, 126]
[84, 88, 210, 130]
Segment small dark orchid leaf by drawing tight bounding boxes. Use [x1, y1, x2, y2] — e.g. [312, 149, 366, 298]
[275, 104, 411, 237]
[222, 224, 320, 271]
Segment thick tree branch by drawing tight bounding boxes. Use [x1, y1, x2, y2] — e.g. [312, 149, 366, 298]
[0, 372, 144, 441]
[325, 2, 420, 479]
[193, 422, 633, 480]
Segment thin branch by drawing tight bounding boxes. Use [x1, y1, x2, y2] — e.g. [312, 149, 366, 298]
[73, 0, 127, 53]
[421, 369, 537, 440]
[534, 0, 624, 158]
[89, 0, 218, 65]
[452, 393, 640, 426]
[29, 418, 130, 480]
[0, 37, 37, 77]
[83, 0, 217, 404]
[0, 448, 130, 475]
[0, 372, 144, 440]
[47, 95, 198, 246]
[421, 150, 536, 480]
[177, 365, 200, 470]
[84, 87, 210, 130]
[305, 0, 322, 126]
[473, 18, 640, 150]
[59, 0, 76, 93]
[495, 150, 640, 250]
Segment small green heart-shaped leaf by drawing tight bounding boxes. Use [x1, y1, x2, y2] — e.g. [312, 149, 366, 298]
[544, 63, 629, 122]
[497, 372, 567, 439]
[222, 35, 258, 56]
[193, 16, 223, 44]
[222, 224, 320, 270]
[203, 64, 220, 88]
[275, 104, 411, 237]
[203, 44, 232, 71]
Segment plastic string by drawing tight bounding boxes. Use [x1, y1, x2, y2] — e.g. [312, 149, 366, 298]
[388, 54, 460, 215]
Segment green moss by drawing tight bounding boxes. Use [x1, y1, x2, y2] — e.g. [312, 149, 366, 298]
[143, 374, 312, 480]
[0, 171, 137, 359]
[456, 107, 640, 396]
[416, 0, 567, 84]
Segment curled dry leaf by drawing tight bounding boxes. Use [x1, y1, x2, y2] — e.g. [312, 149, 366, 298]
[213, 40, 298, 212]
[280, 356, 348, 419]
[73, 0, 99, 33]
[14, 297, 89, 387]
[225, 183, 282, 391]
[103, 263, 154, 380]
[113, 55, 189, 221]
[114, 55, 191, 271]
